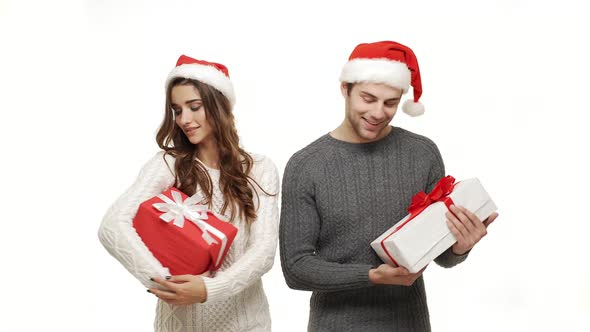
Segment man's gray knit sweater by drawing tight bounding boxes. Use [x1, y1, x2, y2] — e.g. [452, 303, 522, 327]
[279, 127, 468, 331]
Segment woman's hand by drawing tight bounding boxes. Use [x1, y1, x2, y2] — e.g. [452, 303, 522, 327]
[148, 271, 211, 305]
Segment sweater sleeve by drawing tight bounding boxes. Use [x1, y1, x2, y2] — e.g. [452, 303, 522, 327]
[279, 156, 373, 292]
[98, 151, 176, 289]
[201, 156, 280, 304]
[427, 145, 470, 268]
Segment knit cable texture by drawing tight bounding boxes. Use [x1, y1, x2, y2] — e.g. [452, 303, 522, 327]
[99, 151, 279, 332]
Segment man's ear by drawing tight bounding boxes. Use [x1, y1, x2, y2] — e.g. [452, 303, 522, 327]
[340, 82, 349, 98]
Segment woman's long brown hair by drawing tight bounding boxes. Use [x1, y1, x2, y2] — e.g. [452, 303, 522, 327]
[156, 78, 268, 223]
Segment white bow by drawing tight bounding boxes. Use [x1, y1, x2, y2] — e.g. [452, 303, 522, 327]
[152, 190, 217, 245]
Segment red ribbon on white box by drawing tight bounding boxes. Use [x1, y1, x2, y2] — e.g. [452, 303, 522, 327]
[380, 176, 458, 267]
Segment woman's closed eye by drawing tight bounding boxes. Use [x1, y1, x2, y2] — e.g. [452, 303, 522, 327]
[171, 105, 201, 115]
[171, 107, 181, 116]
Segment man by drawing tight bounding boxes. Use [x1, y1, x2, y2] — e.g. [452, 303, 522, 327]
[279, 41, 498, 331]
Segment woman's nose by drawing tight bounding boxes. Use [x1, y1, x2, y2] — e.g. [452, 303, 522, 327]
[178, 108, 191, 124]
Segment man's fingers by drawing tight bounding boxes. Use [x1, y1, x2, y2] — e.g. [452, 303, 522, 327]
[446, 218, 463, 241]
[457, 206, 482, 228]
[416, 264, 428, 275]
[393, 266, 410, 276]
[380, 264, 409, 276]
[446, 210, 468, 239]
[450, 205, 476, 232]
[483, 212, 499, 228]
[458, 206, 489, 237]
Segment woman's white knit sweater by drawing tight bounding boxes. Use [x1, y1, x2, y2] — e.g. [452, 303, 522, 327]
[98, 151, 279, 332]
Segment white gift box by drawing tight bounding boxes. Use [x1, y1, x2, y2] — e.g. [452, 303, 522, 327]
[371, 177, 497, 273]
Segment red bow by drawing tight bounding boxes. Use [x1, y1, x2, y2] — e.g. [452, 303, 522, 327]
[379, 175, 457, 267]
[407, 175, 456, 217]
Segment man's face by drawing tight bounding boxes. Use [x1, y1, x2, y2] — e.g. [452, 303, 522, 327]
[342, 82, 403, 143]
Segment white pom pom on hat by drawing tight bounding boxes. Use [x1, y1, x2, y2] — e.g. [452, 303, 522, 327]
[339, 41, 425, 117]
[402, 99, 425, 117]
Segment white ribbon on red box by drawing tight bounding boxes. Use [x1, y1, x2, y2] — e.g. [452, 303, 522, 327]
[152, 190, 229, 267]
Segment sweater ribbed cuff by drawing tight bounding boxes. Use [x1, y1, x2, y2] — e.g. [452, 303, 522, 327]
[356, 265, 373, 286]
[202, 275, 229, 304]
[336, 264, 373, 289]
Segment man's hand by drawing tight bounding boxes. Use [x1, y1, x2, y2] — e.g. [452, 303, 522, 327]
[446, 205, 499, 255]
[369, 264, 427, 286]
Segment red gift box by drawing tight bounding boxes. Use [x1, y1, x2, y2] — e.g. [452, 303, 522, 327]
[133, 188, 237, 275]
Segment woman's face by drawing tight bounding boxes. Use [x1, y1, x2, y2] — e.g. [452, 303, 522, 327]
[171, 84, 215, 145]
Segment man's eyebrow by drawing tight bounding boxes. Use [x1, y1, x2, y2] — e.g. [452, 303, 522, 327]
[360, 91, 377, 98]
[360, 91, 401, 102]
[385, 97, 401, 102]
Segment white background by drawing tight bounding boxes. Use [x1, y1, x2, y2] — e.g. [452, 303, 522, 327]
[1, 0, 589, 331]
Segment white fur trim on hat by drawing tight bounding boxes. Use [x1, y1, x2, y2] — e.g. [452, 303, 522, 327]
[166, 63, 236, 107]
[339, 58, 411, 93]
[402, 99, 425, 117]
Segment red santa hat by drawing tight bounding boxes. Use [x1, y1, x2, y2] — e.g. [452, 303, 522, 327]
[339, 41, 425, 117]
[166, 55, 236, 108]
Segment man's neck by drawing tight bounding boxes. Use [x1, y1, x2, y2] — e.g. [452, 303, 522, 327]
[330, 122, 392, 144]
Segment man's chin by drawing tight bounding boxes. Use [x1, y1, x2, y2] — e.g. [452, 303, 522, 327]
[356, 132, 378, 143]
[359, 127, 385, 141]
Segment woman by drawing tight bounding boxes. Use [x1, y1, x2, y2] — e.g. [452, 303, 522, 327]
[98, 55, 279, 331]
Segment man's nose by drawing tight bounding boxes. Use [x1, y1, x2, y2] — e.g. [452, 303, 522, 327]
[368, 102, 387, 121]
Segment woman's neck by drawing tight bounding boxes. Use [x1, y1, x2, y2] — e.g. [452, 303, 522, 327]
[196, 138, 220, 170]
